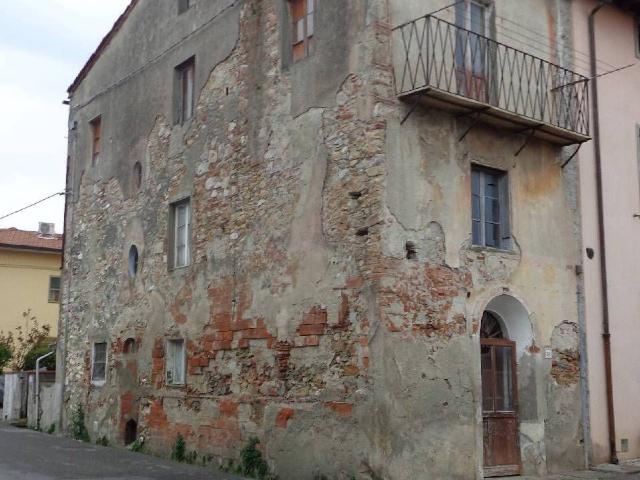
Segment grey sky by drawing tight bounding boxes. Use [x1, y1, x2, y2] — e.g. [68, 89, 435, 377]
[0, 0, 130, 233]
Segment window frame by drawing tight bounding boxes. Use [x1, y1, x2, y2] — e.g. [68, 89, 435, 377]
[290, 0, 315, 62]
[471, 164, 511, 250]
[48, 276, 61, 303]
[175, 57, 195, 125]
[90, 116, 102, 166]
[635, 16, 640, 59]
[165, 338, 186, 386]
[169, 198, 191, 270]
[91, 341, 108, 385]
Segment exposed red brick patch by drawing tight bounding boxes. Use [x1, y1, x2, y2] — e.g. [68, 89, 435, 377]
[298, 323, 325, 336]
[551, 350, 580, 386]
[276, 407, 295, 428]
[274, 341, 293, 379]
[219, 399, 239, 417]
[301, 306, 328, 325]
[325, 402, 353, 417]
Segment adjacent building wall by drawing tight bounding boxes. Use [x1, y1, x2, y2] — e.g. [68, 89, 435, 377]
[0, 249, 60, 336]
[573, 0, 640, 464]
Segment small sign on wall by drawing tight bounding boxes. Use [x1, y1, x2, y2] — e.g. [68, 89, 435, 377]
[544, 348, 553, 359]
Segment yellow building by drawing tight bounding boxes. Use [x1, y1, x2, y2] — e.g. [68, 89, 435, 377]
[0, 225, 62, 337]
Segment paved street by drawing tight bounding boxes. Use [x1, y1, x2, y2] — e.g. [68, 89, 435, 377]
[0, 426, 242, 480]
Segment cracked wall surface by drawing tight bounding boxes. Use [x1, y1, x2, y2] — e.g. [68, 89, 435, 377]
[59, 0, 586, 479]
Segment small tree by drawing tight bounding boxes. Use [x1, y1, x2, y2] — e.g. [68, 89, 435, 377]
[22, 344, 55, 371]
[0, 310, 52, 371]
[0, 342, 12, 374]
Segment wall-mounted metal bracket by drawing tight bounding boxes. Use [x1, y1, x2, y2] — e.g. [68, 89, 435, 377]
[400, 104, 419, 126]
[514, 125, 544, 156]
[561, 143, 583, 169]
[457, 107, 491, 142]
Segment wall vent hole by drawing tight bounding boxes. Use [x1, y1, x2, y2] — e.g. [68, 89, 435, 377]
[128, 245, 139, 278]
[349, 191, 362, 199]
[405, 241, 417, 260]
[356, 227, 369, 237]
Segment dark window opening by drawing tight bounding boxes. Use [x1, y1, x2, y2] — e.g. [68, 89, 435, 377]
[132, 162, 142, 192]
[128, 245, 139, 278]
[405, 241, 417, 260]
[471, 165, 510, 249]
[125, 419, 138, 445]
[90, 116, 102, 166]
[480, 311, 504, 339]
[92, 342, 107, 383]
[177, 0, 190, 14]
[175, 58, 195, 124]
[123, 338, 137, 354]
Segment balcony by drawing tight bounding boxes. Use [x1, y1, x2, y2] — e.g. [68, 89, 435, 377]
[393, 15, 590, 146]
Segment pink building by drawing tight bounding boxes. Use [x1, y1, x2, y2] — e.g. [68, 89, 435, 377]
[574, 0, 640, 466]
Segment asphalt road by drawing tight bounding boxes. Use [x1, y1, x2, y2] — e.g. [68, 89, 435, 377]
[0, 426, 243, 480]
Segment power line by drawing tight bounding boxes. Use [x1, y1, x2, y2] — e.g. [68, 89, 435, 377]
[0, 191, 66, 222]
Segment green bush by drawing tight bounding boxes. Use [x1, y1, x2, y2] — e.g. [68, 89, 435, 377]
[171, 433, 186, 462]
[22, 344, 55, 371]
[46, 423, 55, 435]
[130, 439, 144, 452]
[0, 343, 12, 373]
[240, 438, 273, 479]
[70, 405, 90, 442]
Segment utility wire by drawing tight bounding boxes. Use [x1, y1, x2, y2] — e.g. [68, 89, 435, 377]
[0, 191, 66, 222]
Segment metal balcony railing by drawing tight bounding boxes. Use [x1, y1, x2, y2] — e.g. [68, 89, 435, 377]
[393, 15, 590, 144]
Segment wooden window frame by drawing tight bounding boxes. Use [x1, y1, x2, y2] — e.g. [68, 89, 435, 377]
[471, 165, 511, 250]
[90, 116, 102, 166]
[291, 0, 315, 62]
[175, 58, 195, 124]
[48, 276, 61, 303]
[166, 338, 186, 386]
[91, 341, 108, 385]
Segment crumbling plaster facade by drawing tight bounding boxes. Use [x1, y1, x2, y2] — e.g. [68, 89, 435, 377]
[59, 0, 586, 478]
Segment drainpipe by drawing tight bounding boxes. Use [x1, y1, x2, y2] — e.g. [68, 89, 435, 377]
[35, 350, 55, 431]
[588, 0, 618, 466]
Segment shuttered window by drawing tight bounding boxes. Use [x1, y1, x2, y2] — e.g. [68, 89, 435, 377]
[169, 199, 191, 269]
[175, 58, 195, 124]
[291, 0, 315, 62]
[472, 166, 510, 249]
[90, 116, 102, 166]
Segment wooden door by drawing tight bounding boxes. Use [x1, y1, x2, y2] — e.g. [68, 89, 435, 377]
[481, 338, 521, 477]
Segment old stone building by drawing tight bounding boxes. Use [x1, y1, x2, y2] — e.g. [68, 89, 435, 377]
[57, 0, 592, 478]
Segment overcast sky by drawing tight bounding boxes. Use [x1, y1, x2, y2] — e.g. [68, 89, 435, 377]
[0, 0, 130, 234]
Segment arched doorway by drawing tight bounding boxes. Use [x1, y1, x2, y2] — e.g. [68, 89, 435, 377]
[480, 310, 521, 477]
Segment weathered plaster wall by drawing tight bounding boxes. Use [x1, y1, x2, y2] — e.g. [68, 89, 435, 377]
[59, 0, 585, 478]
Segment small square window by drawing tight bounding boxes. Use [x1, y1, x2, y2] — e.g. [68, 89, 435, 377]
[175, 58, 195, 124]
[166, 339, 185, 385]
[91, 342, 107, 383]
[170, 199, 191, 269]
[48, 276, 61, 303]
[90, 116, 102, 166]
[177, 0, 190, 14]
[471, 165, 510, 249]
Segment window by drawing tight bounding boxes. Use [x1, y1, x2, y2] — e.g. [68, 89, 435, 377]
[91, 342, 107, 383]
[123, 338, 137, 354]
[170, 199, 191, 269]
[128, 245, 139, 278]
[471, 165, 510, 249]
[635, 17, 640, 59]
[291, 0, 315, 62]
[48, 276, 61, 303]
[177, 0, 190, 14]
[166, 339, 185, 385]
[132, 162, 142, 192]
[90, 116, 102, 166]
[175, 58, 195, 124]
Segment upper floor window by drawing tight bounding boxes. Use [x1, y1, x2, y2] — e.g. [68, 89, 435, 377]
[471, 165, 510, 249]
[170, 199, 191, 269]
[177, 0, 190, 15]
[291, 0, 315, 62]
[175, 57, 195, 124]
[48, 276, 61, 303]
[635, 17, 640, 58]
[90, 116, 102, 166]
[91, 342, 107, 384]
